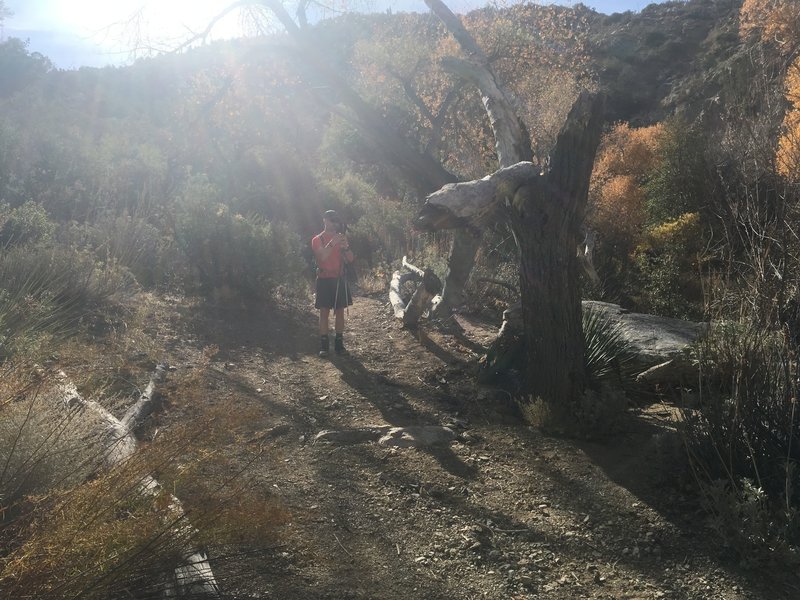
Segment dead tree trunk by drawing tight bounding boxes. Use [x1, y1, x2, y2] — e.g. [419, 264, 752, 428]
[478, 302, 523, 383]
[56, 368, 220, 598]
[417, 94, 604, 409]
[413, 0, 604, 412]
[390, 257, 443, 327]
[420, 0, 533, 316]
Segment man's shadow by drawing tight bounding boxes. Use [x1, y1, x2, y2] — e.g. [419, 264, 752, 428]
[330, 353, 478, 480]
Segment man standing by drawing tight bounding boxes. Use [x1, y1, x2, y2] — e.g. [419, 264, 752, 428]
[311, 210, 354, 357]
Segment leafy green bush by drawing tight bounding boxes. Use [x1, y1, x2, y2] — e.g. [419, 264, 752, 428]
[680, 322, 800, 566]
[173, 178, 305, 301]
[634, 212, 705, 319]
[644, 119, 710, 225]
[60, 212, 180, 289]
[0, 201, 55, 248]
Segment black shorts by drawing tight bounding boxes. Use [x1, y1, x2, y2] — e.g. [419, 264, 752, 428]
[315, 277, 353, 309]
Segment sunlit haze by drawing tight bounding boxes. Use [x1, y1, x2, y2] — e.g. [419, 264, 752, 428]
[3, 0, 661, 69]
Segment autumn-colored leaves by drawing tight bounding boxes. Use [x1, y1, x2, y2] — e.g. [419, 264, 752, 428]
[740, 0, 800, 181]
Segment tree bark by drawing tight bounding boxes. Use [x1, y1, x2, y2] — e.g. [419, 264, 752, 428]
[514, 92, 604, 403]
[417, 93, 604, 409]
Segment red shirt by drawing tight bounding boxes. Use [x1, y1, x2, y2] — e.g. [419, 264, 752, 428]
[312, 232, 344, 279]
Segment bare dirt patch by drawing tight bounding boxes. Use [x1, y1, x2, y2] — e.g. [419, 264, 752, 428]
[95, 292, 800, 599]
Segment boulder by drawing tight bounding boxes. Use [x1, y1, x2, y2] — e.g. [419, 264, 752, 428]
[582, 301, 708, 369]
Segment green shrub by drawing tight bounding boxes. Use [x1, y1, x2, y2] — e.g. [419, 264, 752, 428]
[173, 178, 305, 301]
[679, 322, 800, 566]
[644, 119, 710, 225]
[0, 201, 55, 248]
[60, 213, 181, 289]
[634, 212, 705, 319]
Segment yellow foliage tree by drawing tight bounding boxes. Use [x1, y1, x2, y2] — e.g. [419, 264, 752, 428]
[778, 58, 800, 181]
[588, 122, 664, 250]
[740, 0, 800, 55]
[747, 1, 800, 181]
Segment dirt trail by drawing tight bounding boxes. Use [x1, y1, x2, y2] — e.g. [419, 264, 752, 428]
[147, 293, 798, 599]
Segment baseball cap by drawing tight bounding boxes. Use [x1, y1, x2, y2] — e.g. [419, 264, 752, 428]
[323, 210, 341, 222]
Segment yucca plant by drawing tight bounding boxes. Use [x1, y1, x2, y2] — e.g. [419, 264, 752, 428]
[582, 307, 640, 388]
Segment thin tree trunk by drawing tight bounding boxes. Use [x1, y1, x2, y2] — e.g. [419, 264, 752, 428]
[434, 230, 482, 315]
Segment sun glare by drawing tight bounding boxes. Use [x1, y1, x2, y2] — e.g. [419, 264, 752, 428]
[61, 1, 248, 51]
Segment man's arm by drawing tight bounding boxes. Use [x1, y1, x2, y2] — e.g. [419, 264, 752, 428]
[313, 233, 349, 263]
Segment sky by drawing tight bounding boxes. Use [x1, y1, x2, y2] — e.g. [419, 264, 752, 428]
[2, 0, 662, 70]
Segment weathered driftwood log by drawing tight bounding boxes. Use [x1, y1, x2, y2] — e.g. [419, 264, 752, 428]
[417, 162, 538, 231]
[56, 368, 220, 598]
[314, 425, 456, 448]
[389, 257, 443, 327]
[121, 363, 167, 432]
[390, 271, 420, 318]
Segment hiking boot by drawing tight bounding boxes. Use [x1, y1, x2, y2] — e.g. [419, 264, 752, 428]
[319, 335, 330, 357]
[334, 334, 347, 355]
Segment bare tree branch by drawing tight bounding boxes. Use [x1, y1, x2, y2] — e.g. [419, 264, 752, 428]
[424, 0, 531, 167]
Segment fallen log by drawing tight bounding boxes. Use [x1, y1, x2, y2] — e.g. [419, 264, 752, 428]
[55, 368, 221, 598]
[314, 425, 456, 448]
[389, 256, 443, 327]
[121, 363, 167, 432]
[636, 358, 700, 386]
[390, 270, 420, 319]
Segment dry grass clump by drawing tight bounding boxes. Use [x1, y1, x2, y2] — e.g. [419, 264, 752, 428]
[0, 361, 288, 598]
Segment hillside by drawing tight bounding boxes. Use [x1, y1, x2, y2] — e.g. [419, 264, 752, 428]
[588, 0, 747, 124]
